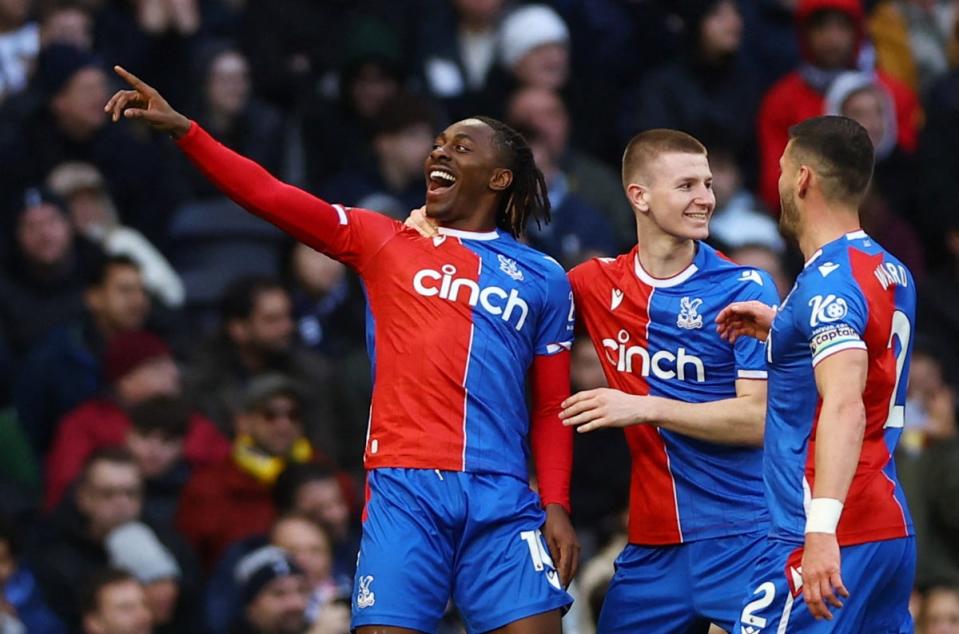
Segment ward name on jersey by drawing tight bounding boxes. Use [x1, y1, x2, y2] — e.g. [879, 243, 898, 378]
[570, 242, 779, 545]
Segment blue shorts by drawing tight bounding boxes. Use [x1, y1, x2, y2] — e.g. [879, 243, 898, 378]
[351, 468, 572, 633]
[733, 536, 915, 634]
[597, 532, 764, 633]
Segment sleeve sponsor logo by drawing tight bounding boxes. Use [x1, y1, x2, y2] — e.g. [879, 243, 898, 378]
[808, 294, 848, 327]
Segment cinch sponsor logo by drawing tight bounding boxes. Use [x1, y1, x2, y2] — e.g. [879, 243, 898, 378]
[601, 330, 706, 382]
[413, 264, 529, 331]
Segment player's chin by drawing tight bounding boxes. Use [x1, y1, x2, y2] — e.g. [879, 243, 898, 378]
[680, 217, 710, 240]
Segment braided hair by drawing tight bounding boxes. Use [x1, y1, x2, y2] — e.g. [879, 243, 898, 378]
[473, 116, 551, 238]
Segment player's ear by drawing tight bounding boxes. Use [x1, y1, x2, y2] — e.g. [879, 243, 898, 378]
[797, 165, 811, 199]
[489, 168, 512, 192]
[626, 183, 650, 214]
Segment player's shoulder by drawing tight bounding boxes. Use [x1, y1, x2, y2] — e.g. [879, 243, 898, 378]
[696, 243, 777, 300]
[496, 238, 569, 287]
[568, 249, 633, 286]
[337, 205, 405, 232]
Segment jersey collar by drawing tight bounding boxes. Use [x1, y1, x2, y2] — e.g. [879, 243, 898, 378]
[633, 245, 701, 288]
[803, 230, 869, 269]
[437, 227, 500, 241]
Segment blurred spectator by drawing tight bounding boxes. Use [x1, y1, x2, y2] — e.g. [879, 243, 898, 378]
[273, 463, 359, 581]
[186, 43, 284, 200]
[619, 0, 762, 181]
[916, 67, 959, 272]
[31, 448, 192, 628]
[756, 0, 921, 212]
[496, 4, 570, 95]
[231, 545, 309, 634]
[79, 568, 153, 634]
[0, 515, 66, 633]
[300, 17, 407, 186]
[270, 514, 350, 630]
[320, 93, 435, 219]
[727, 244, 794, 300]
[705, 144, 785, 254]
[825, 70, 925, 278]
[917, 217, 959, 386]
[184, 276, 344, 458]
[506, 86, 633, 244]
[868, 0, 958, 95]
[0, 187, 102, 357]
[288, 243, 366, 361]
[47, 162, 185, 308]
[15, 255, 149, 457]
[177, 374, 318, 571]
[104, 521, 190, 634]
[523, 126, 616, 267]
[418, 0, 507, 121]
[39, 2, 93, 51]
[123, 396, 193, 531]
[739, 0, 803, 88]
[919, 586, 959, 634]
[0, 44, 185, 242]
[0, 0, 39, 104]
[0, 409, 41, 509]
[43, 330, 229, 509]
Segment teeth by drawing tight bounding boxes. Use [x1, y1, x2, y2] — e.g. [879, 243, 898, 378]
[430, 170, 456, 183]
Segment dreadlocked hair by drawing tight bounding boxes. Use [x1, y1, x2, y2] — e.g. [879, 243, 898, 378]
[473, 116, 551, 238]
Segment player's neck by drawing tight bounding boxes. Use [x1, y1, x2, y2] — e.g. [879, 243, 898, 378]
[797, 204, 861, 260]
[636, 228, 697, 279]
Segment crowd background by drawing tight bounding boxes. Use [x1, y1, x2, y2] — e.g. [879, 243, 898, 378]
[0, 0, 958, 632]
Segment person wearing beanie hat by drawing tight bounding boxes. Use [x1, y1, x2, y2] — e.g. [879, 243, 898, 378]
[105, 521, 182, 630]
[232, 546, 308, 634]
[43, 330, 230, 510]
[497, 4, 570, 90]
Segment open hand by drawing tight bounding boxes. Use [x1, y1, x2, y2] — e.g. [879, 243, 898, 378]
[801, 533, 849, 620]
[404, 206, 439, 238]
[104, 65, 191, 138]
[715, 300, 777, 343]
[560, 388, 654, 432]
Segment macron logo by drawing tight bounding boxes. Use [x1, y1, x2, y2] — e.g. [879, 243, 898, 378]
[739, 270, 764, 286]
[818, 262, 840, 277]
[611, 289, 624, 311]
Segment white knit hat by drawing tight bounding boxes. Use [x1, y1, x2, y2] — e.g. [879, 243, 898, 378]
[105, 522, 181, 584]
[498, 5, 570, 69]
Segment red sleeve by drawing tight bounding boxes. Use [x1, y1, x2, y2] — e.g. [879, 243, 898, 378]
[757, 87, 790, 215]
[175, 121, 399, 270]
[530, 350, 572, 513]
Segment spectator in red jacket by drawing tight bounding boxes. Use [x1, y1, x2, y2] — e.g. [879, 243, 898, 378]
[756, 0, 921, 213]
[176, 374, 318, 571]
[44, 331, 229, 509]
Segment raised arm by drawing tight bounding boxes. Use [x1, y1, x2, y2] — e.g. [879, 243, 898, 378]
[104, 66, 389, 265]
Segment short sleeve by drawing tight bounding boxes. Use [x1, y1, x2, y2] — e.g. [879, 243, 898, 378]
[795, 271, 869, 367]
[534, 264, 575, 356]
[732, 269, 781, 379]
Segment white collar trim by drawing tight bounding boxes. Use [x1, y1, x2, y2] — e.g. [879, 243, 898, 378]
[845, 230, 867, 240]
[634, 255, 698, 288]
[438, 227, 499, 241]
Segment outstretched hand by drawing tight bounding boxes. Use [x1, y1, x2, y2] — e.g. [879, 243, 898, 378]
[715, 300, 777, 343]
[104, 65, 191, 139]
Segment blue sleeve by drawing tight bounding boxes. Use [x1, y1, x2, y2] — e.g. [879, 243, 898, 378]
[534, 264, 575, 356]
[732, 269, 781, 378]
[794, 268, 869, 367]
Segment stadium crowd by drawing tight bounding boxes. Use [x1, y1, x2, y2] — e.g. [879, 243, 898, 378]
[0, 0, 958, 632]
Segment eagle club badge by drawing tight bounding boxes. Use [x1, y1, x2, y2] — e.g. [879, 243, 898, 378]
[677, 297, 704, 330]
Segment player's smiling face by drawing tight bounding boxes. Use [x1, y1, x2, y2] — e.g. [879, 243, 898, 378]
[641, 152, 715, 240]
[423, 118, 512, 228]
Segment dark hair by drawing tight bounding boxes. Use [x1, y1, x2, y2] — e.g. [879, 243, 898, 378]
[220, 276, 285, 323]
[79, 568, 138, 618]
[128, 396, 191, 440]
[86, 253, 139, 289]
[78, 446, 138, 486]
[621, 129, 707, 188]
[273, 462, 340, 513]
[473, 115, 550, 237]
[787, 116, 874, 203]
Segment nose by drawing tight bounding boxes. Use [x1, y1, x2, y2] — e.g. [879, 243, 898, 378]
[429, 143, 450, 162]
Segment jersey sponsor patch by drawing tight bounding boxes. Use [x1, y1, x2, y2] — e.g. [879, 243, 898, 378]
[808, 294, 849, 327]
